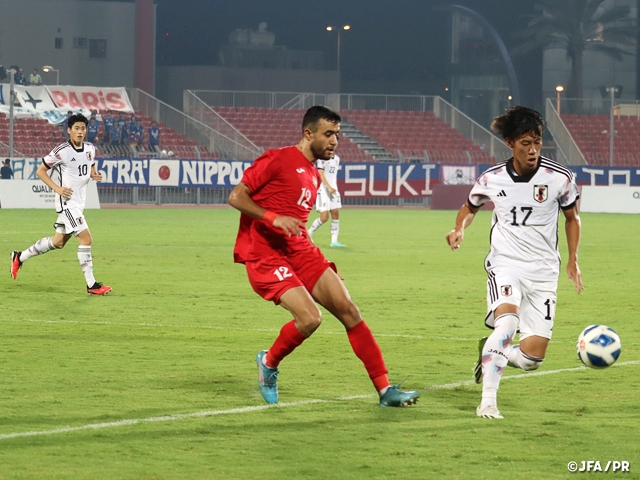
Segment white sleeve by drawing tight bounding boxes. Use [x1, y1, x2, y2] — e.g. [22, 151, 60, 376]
[468, 174, 491, 208]
[559, 173, 580, 209]
[43, 148, 64, 169]
[316, 159, 325, 170]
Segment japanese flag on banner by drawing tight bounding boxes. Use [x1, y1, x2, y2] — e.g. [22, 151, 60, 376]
[149, 160, 180, 186]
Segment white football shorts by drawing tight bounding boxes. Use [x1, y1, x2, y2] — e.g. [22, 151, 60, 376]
[485, 267, 558, 340]
[54, 207, 89, 235]
[316, 186, 342, 212]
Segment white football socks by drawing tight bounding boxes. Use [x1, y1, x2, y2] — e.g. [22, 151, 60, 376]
[20, 236, 55, 262]
[480, 313, 519, 410]
[330, 219, 340, 243]
[308, 218, 324, 235]
[78, 245, 96, 287]
[507, 344, 544, 371]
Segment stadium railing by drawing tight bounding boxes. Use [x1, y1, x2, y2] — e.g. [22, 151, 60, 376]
[432, 97, 512, 162]
[0, 140, 25, 157]
[183, 90, 263, 157]
[545, 99, 587, 166]
[190, 90, 508, 163]
[128, 88, 260, 161]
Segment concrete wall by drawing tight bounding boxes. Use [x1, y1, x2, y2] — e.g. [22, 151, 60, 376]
[0, 0, 137, 88]
[156, 65, 340, 109]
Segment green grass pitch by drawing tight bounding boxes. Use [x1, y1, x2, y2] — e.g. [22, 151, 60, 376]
[0, 208, 638, 479]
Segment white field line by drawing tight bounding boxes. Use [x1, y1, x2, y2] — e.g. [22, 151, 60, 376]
[9, 318, 470, 341]
[0, 360, 637, 442]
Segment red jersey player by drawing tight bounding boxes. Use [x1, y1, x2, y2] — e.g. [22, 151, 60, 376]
[228, 106, 419, 407]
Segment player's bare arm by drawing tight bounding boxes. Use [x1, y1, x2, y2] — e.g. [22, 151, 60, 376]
[446, 202, 480, 250]
[228, 182, 304, 236]
[36, 162, 73, 199]
[563, 205, 583, 294]
[319, 169, 336, 195]
[90, 165, 102, 182]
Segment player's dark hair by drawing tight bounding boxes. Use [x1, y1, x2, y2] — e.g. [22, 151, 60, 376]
[491, 106, 544, 141]
[302, 105, 341, 133]
[68, 114, 88, 129]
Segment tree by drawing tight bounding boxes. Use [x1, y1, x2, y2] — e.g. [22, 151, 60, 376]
[512, 0, 636, 99]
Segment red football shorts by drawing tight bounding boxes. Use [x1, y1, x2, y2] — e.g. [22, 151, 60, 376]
[245, 246, 337, 304]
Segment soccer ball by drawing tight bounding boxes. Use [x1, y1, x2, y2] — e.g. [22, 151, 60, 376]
[577, 325, 621, 368]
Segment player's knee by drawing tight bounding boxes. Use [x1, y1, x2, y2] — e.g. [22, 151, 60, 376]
[298, 307, 322, 333]
[52, 238, 65, 249]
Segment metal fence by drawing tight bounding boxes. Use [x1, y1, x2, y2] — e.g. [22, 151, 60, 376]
[545, 99, 587, 166]
[97, 186, 429, 207]
[128, 89, 260, 161]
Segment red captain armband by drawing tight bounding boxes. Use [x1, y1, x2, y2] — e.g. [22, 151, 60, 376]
[261, 210, 278, 225]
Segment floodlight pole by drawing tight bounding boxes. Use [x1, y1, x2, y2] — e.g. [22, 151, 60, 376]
[9, 69, 15, 158]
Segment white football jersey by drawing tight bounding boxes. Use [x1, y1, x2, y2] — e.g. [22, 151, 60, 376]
[43, 141, 96, 213]
[468, 157, 579, 278]
[316, 154, 340, 191]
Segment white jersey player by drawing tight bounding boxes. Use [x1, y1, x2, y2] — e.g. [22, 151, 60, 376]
[11, 114, 112, 295]
[308, 154, 345, 247]
[446, 106, 582, 419]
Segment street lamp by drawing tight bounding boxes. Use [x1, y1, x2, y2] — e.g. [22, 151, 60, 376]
[42, 65, 60, 85]
[555, 85, 564, 116]
[326, 25, 351, 73]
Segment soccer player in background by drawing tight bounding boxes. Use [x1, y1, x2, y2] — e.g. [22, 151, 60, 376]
[445, 106, 582, 419]
[228, 105, 419, 407]
[307, 153, 346, 247]
[10, 114, 112, 296]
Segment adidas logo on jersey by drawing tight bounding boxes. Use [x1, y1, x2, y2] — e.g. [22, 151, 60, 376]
[70, 157, 77, 162]
[497, 190, 507, 197]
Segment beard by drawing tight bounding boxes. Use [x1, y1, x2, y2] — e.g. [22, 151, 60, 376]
[310, 141, 332, 160]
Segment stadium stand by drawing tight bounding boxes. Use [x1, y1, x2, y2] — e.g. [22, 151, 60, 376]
[213, 106, 374, 162]
[562, 114, 640, 166]
[342, 110, 493, 164]
[213, 106, 494, 163]
[0, 112, 219, 159]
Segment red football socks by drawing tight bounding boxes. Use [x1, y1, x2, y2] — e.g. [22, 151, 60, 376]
[265, 320, 307, 368]
[347, 321, 390, 391]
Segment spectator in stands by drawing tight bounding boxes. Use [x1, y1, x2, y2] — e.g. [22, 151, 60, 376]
[87, 117, 99, 144]
[110, 122, 123, 153]
[136, 119, 145, 148]
[122, 120, 131, 145]
[127, 122, 140, 155]
[1, 159, 13, 179]
[29, 69, 42, 86]
[148, 121, 160, 152]
[102, 110, 114, 143]
[15, 69, 27, 86]
[116, 112, 126, 129]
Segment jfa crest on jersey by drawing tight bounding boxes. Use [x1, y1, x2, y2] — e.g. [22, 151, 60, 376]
[534, 184, 548, 203]
[468, 157, 579, 277]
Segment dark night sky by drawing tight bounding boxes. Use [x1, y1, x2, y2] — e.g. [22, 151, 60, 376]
[120, 0, 543, 106]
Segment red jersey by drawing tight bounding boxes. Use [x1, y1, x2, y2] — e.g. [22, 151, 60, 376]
[234, 146, 321, 264]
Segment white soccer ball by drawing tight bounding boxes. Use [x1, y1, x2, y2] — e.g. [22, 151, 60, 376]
[577, 325, 621, 368]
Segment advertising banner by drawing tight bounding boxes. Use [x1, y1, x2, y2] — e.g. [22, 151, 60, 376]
[0, 180, 100, 209]
[0, 86, 133, 124]
[580, 186, 640, 214]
